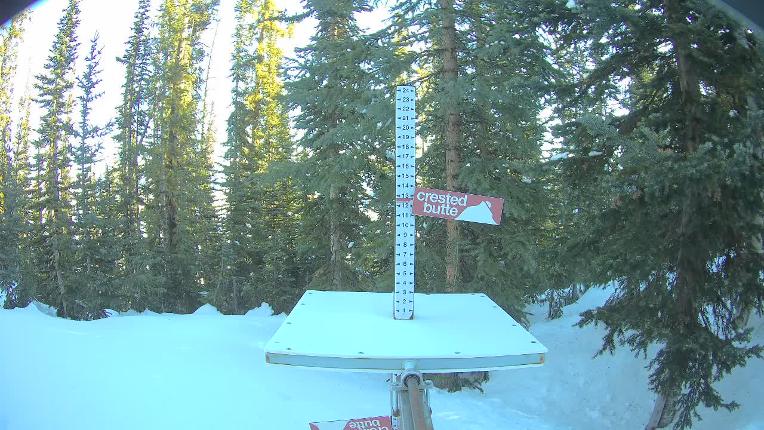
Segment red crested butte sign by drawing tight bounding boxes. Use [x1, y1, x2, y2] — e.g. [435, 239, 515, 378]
[412, 187, 503, 225]
[309, 416, 392, 430]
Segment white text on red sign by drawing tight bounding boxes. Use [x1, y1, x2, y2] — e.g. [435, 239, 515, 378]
[412, 187, 503, 225]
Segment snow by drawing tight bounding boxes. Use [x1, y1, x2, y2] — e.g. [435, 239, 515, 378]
[192, 303, 222, 315]
[1, 288, 763, 430]
[549, 151, 570, 161]
[245, 303, 275, 317]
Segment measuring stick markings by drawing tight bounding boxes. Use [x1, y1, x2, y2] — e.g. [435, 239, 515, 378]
[394, 86, 416, 320]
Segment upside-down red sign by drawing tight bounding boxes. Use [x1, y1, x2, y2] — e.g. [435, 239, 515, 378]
[309, 416, 392, 430]
[412, 187, 503, 225]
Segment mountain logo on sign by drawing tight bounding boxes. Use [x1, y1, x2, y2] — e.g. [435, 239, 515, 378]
[455, 201, 498, 225]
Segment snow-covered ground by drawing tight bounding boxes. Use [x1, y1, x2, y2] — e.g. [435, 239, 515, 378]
[1, 288, 762, 430]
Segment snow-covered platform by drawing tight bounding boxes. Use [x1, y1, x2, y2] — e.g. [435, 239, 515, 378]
[264, 290, 547, 373]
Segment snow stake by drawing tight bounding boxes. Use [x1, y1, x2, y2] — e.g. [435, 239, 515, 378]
[394, 85, 416, 320]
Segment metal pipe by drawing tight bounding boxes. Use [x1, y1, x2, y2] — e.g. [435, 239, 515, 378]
[405, 374, 433, 430]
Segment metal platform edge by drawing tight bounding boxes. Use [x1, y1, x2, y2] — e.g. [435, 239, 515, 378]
[265, 351, 546, 373]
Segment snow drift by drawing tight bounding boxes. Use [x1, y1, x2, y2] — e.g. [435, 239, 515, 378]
[1, 287, 762, 430]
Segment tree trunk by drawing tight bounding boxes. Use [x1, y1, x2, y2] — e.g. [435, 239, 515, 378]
[439, 0, 461, 292]
[329, 183, 343, 290]
[122, 37, 139, 237]
[666, 0, 703, 339]
[646, 1, 705, 427]
[36, 157, 43, 224]
[53, 237, 67, 317]
[645, 393, 677, 430]
[164, 36, 184, 259]
[232, 277, 240, 314]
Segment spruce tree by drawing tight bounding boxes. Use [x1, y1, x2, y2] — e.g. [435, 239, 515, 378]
[218, 0, 256, 313]
[456, 0, 557, 317]
[386, 0, 468, 292]
[245, 0, 302, 311]
[384, 0, 558, 391]
[28, 0, 81, 317]
[386, 0, 459, 292]
[2, 95, 32, 308]
[0, 12, 27, 160]
[545, 0, 764, 427]
[439, 0, 461, 290]
[116, 0, 152, 240]
[288, 0, 383, 292]
[0, 12, 29, 306]
[143, 0, 219, 313]
[92, 166, 128, 313]
[113, 0, 164, 311]
[193, 95, 221, 309]
[219, 0, 301, 313]
[71, 33, 110, 319]
[386, 0, 554, 314]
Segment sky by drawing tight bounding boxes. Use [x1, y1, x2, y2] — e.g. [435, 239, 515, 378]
[9, 0, 388, 172]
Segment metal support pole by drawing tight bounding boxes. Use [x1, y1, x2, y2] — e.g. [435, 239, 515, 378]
[390, 370, 434, 430]
[405, 374, 433, 430]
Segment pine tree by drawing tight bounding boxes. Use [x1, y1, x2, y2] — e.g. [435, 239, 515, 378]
[0, 12, 29, 306]
[288, 0, 384, 292]
[112, 0, 164, 311]
[116, 0, 152, 239]
[70, 32, 110, 319]
[386, 0, 554, 313]
[28, 0, 81, 317]
[218, 0, 256, 313]
[0, 12, 27, 162]
[143, 0, 219, 313]
[545, 1, 764, 427]
[2, 95, 32, 307]
[244, 0, 301, 311]
[455, 0, 557, 317]
[219, 0, 301, 313]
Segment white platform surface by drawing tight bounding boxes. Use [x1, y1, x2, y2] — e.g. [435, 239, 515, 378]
[264, 290, 547, 373]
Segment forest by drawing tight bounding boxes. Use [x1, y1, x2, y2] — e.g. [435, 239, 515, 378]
[1, 0, 763, 428]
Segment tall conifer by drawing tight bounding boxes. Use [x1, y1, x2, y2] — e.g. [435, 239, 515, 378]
[28, 0, 80, 317]
[0, 12, 27, 160]
[219, 0, 301, 313]
[218, 0, 256, 313]
[0, 12, 29, 306]
[143, 0, 219, 313]
[288, 0, 381, 291]
[70, 33, 110, 318]
[113, 0, 164, 311]
[116, 0, 152, 241]
[387, 0, 553, 312]
[2, 95, 32, 308]
[545, 1, 764, 427]
[457, 0, 557, 316]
